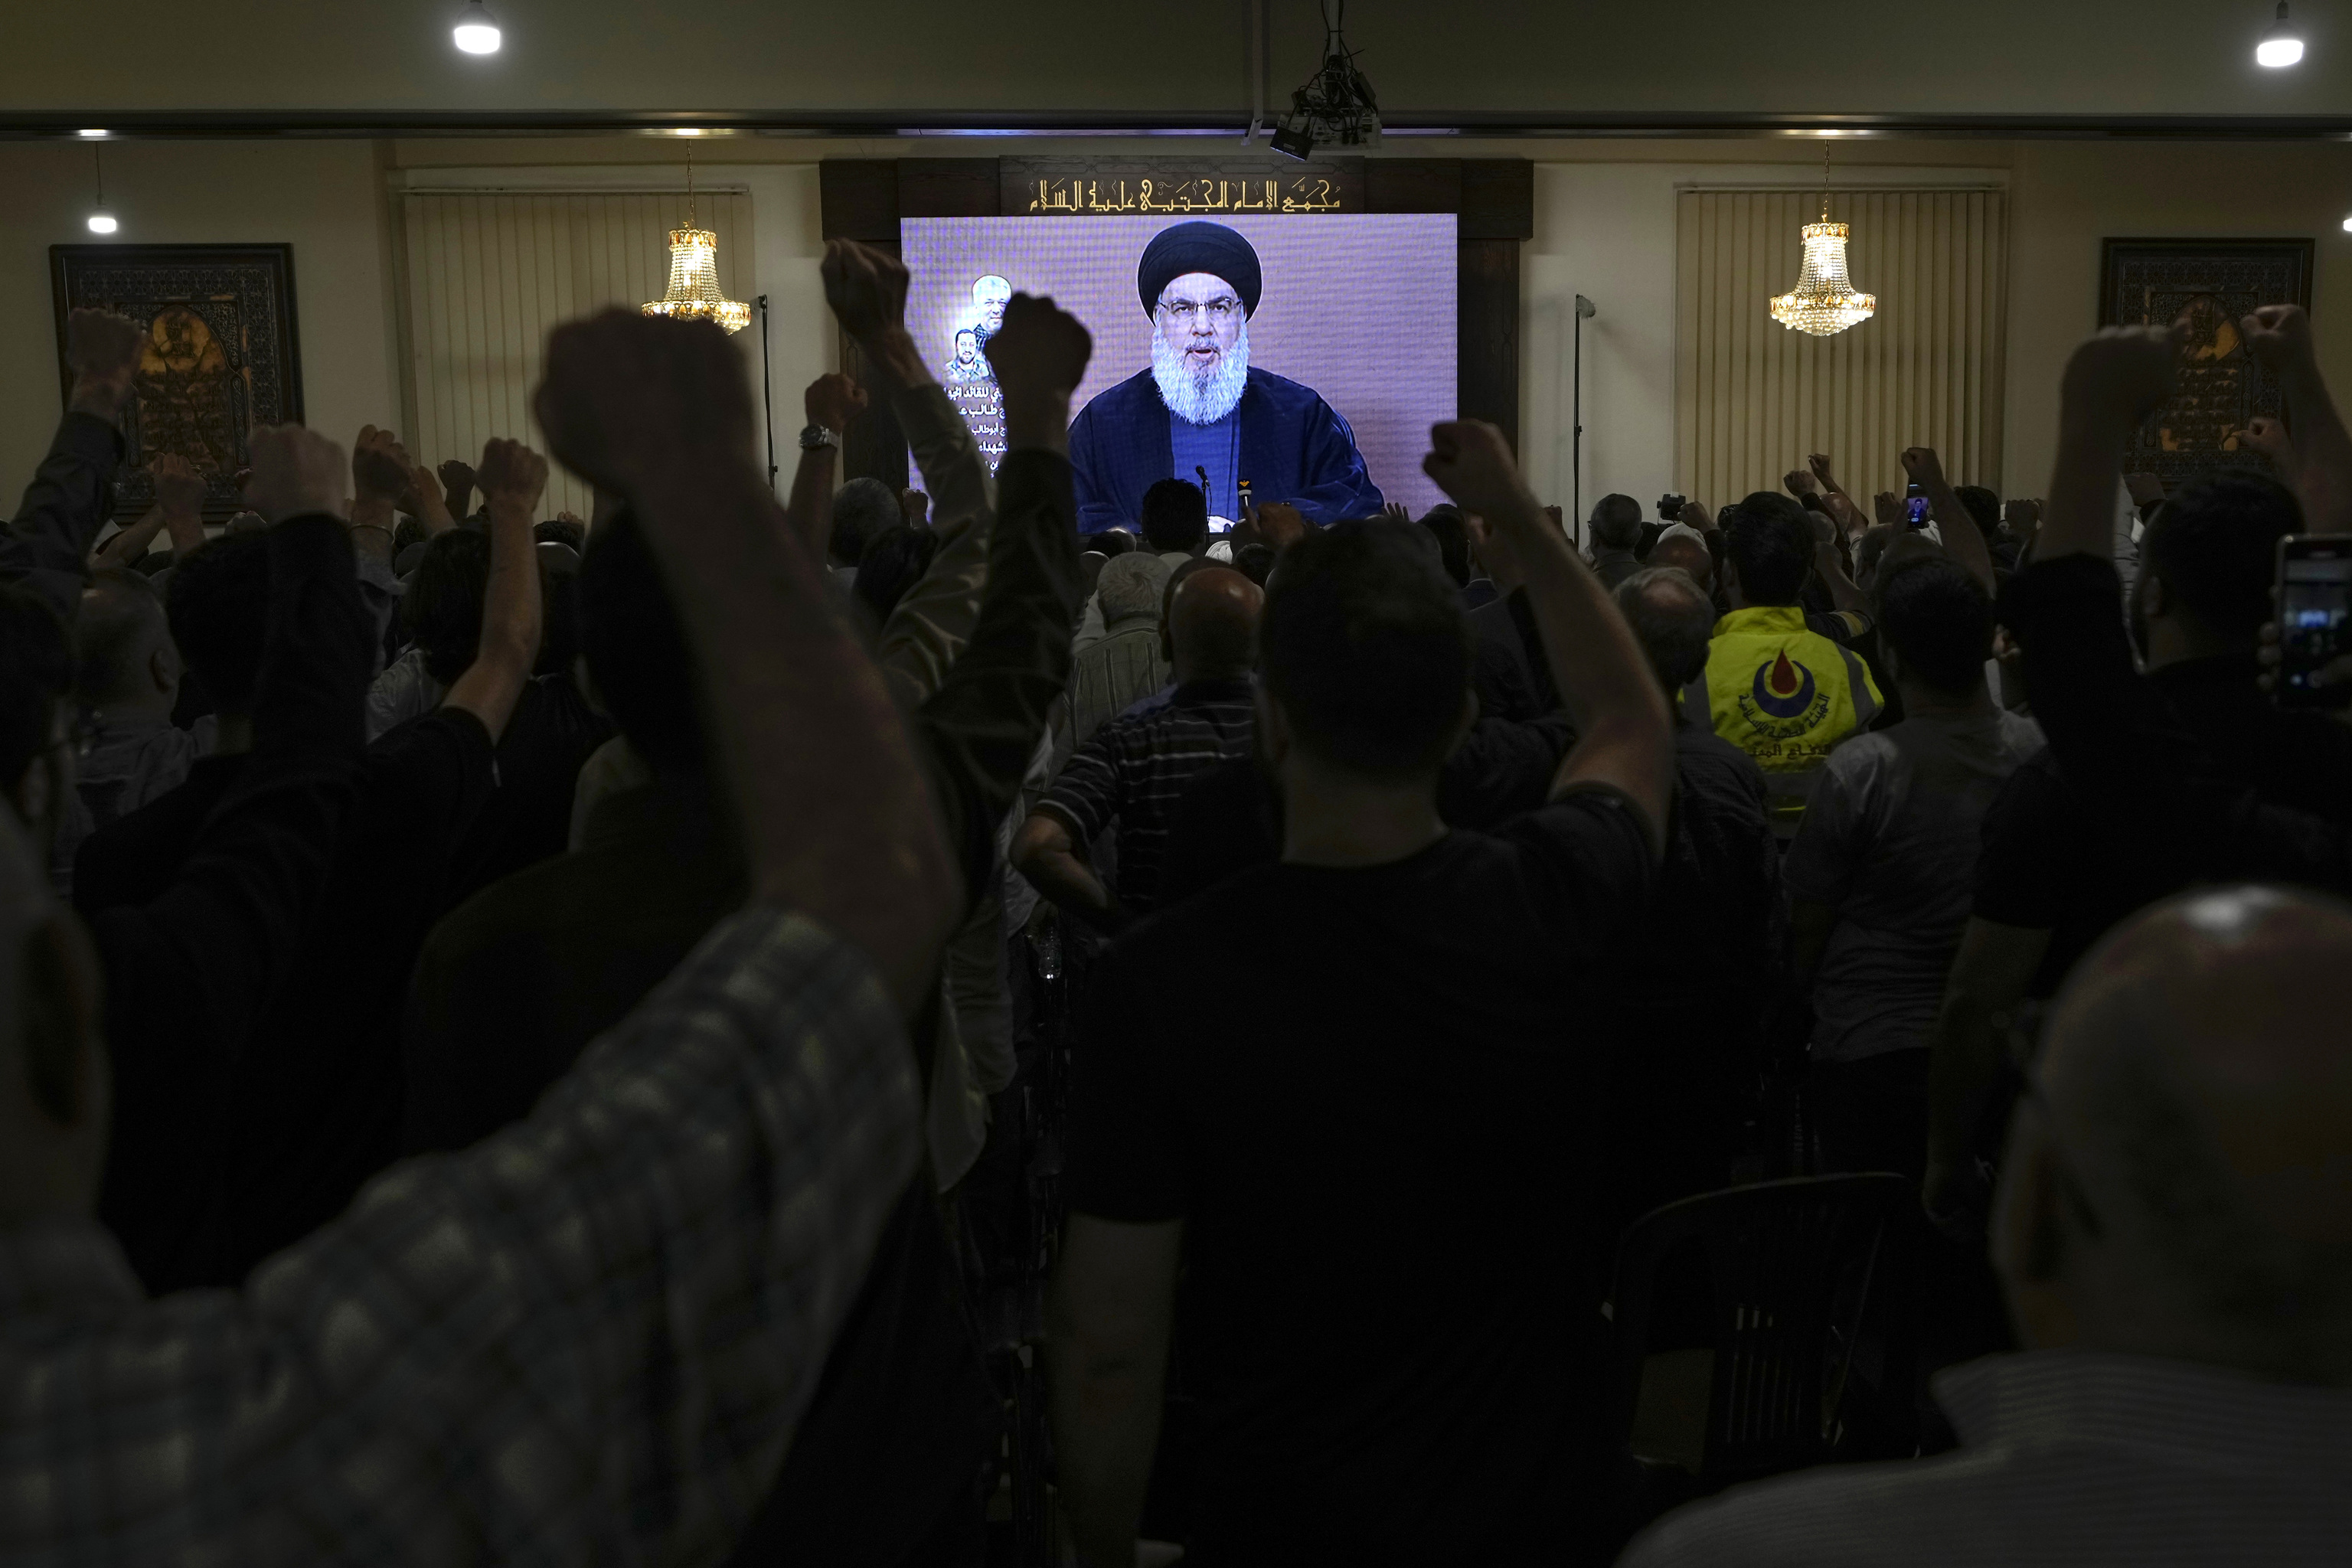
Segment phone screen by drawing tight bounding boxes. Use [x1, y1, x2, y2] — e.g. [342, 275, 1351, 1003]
[1905, 487, 1930, 529]
[2278, 541, 2352, 709]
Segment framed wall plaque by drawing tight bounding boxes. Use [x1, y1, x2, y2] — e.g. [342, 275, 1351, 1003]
[2099, 237, 2314, 492]
[50, 243, 303, 521]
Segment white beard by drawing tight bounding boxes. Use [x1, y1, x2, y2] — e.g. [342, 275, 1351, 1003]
[1151, 321, 1250, 426]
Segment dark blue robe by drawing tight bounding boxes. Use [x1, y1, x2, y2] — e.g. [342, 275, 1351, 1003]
[1067, 366, 1384, 534]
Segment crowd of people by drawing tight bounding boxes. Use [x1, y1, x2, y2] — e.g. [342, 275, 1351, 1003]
[1, 238, 2347, 1566]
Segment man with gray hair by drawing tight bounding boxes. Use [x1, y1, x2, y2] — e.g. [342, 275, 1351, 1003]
[1624, 884, 2352, 1566]
[828, 475, 902, 589]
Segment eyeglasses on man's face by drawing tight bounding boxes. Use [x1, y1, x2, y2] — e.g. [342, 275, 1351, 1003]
[1156, 296, 1240, 324]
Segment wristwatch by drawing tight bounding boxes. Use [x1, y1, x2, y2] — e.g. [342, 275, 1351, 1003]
[799, 423, 841, 452]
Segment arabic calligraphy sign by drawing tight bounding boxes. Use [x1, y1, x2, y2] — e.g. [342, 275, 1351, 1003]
[999, 158, 1362, 219]
[2098, 237, 2315, 492]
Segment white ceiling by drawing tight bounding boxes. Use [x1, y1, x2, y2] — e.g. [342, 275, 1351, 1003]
[2, 0, 2347, 128]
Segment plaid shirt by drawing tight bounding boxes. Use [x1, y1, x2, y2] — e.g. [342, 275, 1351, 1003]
[0, 906, 919, 1565]
[1040, 677, 1256, 913]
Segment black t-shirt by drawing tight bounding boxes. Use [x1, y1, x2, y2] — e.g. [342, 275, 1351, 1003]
[1066, 790, 1655, 1563]
[1973, 654, 2352, 995]
[189, 707, 499, 1286]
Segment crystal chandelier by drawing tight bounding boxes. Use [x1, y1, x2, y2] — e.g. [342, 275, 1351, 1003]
[642, 146, 751, 335]
[1769, 148, 1877, 338]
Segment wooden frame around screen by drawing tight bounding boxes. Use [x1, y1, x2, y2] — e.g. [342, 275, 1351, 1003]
[818, 157, 1531, 487]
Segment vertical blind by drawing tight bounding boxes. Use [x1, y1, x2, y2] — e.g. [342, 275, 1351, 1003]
[397, 189, 756, 518]
[1675, 187, 2007, 511]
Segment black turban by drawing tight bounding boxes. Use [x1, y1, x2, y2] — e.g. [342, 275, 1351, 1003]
[1137, 221, 1263, 320]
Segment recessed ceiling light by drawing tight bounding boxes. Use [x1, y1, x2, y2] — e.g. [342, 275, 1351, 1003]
[77, 128, 108, 139]
[2258, 1, 2305, 66]
[671, 128, 708, 137]
[452, 0, 501, 54]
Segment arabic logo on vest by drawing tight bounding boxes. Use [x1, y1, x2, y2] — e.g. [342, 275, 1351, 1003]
[1750, 649, 1818, 720]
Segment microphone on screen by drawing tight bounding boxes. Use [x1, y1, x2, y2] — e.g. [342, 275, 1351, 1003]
[1196, 465, 1211, 504]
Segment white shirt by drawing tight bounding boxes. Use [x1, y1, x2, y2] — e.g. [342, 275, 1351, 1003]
[1622, 1349, 2352, 1566]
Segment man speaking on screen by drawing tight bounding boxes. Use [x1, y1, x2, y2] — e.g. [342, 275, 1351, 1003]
[1069, 220, 1383, 534]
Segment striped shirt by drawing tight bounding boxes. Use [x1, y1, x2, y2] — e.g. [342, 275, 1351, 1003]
[1621, 1349, 2352, 1566]
[0, 906, 920, 1566]
[1040, 676, 1256, 913]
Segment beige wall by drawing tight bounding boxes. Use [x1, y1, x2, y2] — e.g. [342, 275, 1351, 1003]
[1, 134, 2344, 528]
[0, 139, 400, 496]
[2004, 141, 2352, 502]
[1520, 139, 2352, 521]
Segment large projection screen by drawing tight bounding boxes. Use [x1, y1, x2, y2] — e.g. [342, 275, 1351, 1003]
[902, 213, 1459, 521]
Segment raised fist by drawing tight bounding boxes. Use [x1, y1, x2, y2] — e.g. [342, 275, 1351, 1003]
[352, 425, 416, 503]
[1873, 492, 1903, 528]
[2061, 324, 2186, 430]
[986, 293, 1094, 406]
[2240, 304, 2317, 377]
[476, 436, 550, 517]
[1900, 447, 1948, 489]
[149, 452, 205, 518]
[805, 371, 867, 434]
[66, 309, 142, 401]
[1784, 469, 1818, 497]
[1808, 453, 1838, 488]
[246, 424, 348, 525]
[534, 309, 752, 493]
[819, 238, 910, 344]
[1422, 420, 1534, 521]
[2237, 416, 2297, 467]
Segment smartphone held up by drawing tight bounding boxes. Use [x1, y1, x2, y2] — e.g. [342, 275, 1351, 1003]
[2276, 534, 2352, 710]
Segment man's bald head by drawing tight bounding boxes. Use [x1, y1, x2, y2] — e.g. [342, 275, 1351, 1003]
[2018, 887, 2352, 1382]
[1168, 566, 1262, 684]
[75, 568, 178, 713]
[1647, 534, 1713, 594]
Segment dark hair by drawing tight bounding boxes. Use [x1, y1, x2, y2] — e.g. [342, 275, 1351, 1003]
[1876, 554, 1994, 695]
[392, 516, 430, 558]
[579, 509, 706, 776]
[1952, 485, 2001, 540]
[1233, 541, 1276, 586]
[1589, 492, 1644, 550]
[402, 528, 489, 687]
[535, 545, 584, 678]
[1139, 478, 1210, 555]
[165, 534, 272, 714]
[853, 525, 940, 625]
[2141, 469, 2303, 644]
[1418, 504, 1471, 586]
[829, 478, 899, 569]
[1614, 567, 1717, 692]
[0, 583, 70, 796]
[1723, 492, 1815, 606]
[535, 517, 586, 554]
[1095, 528, 1136, 558]
[1259, 522, 1469, 780]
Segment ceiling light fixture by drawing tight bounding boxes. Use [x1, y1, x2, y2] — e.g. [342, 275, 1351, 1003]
[2257, 1, 2305, 66]
[77, 128, 108, 139]
[86, 144, 116, 234]
[642, 145, 750, 335]
[1269, 0, 1380, 161]
[1769, 143, 1876, 337]
[452, 0, 501, 55]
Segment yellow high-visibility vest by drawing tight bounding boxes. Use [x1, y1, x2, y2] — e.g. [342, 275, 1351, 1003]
[1680, 605, 1884, 824]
